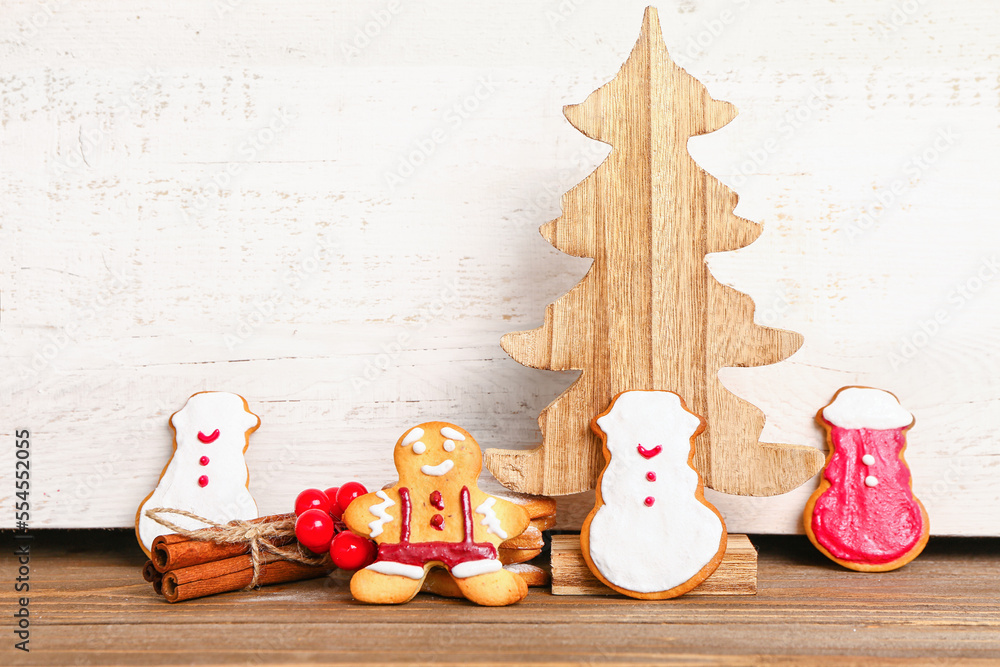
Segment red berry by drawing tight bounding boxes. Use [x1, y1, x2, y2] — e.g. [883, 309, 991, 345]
[336, 482, 368, 514]
[295, 509, 335, 553]
[324, 487, 343, 519]
[294, 488, 331, 517]
[329, 531, 377, 571]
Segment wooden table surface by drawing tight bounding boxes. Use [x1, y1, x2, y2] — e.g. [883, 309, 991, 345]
[3, 531, 999, 665]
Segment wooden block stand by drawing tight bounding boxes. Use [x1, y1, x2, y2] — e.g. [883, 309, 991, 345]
[551, 534, 757, 596]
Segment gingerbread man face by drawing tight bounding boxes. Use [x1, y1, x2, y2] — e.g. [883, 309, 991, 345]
[393, 423, 481, 487]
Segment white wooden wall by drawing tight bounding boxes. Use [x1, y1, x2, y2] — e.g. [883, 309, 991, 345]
[2, 0, 998, 534]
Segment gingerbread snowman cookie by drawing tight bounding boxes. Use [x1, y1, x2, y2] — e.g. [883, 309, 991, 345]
[805, 386, 929, 571]
[582, 390, 726, 599]
[135, 392, 261, 556]
[342, 422, 530, 606]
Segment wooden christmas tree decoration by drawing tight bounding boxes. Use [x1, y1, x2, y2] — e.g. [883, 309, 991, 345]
[486, 6, 824, 497]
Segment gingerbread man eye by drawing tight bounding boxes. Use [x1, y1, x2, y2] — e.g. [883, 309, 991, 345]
[440, 426, 466, 441]
[400, 427, 425, 454]
[443, 439, 455, 452]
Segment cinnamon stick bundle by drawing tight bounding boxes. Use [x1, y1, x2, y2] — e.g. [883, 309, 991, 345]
[161, 552, 334, 603]
[150, 513, 296, 571]
[143, 510, 332, 603]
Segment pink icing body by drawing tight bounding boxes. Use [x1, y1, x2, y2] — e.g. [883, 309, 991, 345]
[811, 426, 923, 564]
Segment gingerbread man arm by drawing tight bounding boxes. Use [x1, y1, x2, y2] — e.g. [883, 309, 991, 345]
[343, 488, 403, 543]
[468, 490, 530, 545]
[494, 496, 530, 538]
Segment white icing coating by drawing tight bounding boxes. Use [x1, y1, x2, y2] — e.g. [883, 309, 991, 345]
[474, 497, 508, 539]
[492, 492, 532, 506]
[589, 391, 723, 594]
[136, 392, 261, 553]
[440, 426, 466, 441]
[822, 387, 913, 430]
[412, 441, 426, 454]
[451, 558, 503, 579]
[503, 563, 542, 574]
[862, 454, 875, 465]
[366, 561, 425, 579]
[442, 439, 456, 452]
[401, 427, 424, 447]
[520, 525, 541, 539]
[420, 459, 454, 476]
[367, 490, 395, 538]
[865, 475, 879, 487]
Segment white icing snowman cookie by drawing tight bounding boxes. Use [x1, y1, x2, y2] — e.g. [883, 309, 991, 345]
[135, 391, 261, 556]
[581, 390, 727, 599]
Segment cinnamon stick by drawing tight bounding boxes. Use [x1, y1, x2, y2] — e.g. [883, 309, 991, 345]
[142, 559, 160, 582]
[142, 559, 164, 595]
[150, 512, 296, 572]
[161, 552, 333, 603]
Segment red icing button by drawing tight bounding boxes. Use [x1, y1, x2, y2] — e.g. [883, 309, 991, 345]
[430, 490, 444, 510]
[430, 514, 445, 530]
[199, 456, 210, 466]
[198, 475, 209, 488]
[646, 471, 656, 482]
[644, 496, 655, 507]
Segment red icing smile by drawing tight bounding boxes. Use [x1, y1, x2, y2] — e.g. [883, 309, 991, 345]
[198, 429, 220, 443]
[636, 444, 661, 459]
[811, 426, 924, 564]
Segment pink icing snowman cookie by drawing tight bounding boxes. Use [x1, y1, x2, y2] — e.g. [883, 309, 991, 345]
[581, 390, 726, 599]
[805, 386, 929, 572]
[135, 391, 261, 556]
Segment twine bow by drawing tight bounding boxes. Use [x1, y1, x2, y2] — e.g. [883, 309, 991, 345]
[145, 507, 328, 589]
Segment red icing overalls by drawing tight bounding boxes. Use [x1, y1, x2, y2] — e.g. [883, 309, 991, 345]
[372, 486, 499, 573]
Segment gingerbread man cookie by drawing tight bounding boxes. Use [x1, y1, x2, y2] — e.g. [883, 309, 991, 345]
[805, 386, 929, 572]
[135, 392, 261, 556]
[343, 422, 530, 606]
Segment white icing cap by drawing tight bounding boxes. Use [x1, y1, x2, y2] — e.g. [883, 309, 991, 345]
[170, 391, 259, 433]
[594, 390, 702, 442]
[821, 387, 912, 430]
